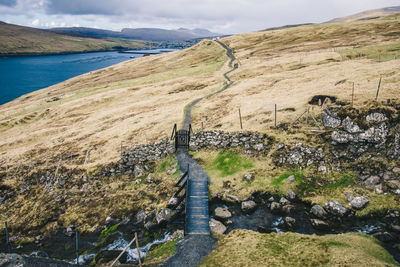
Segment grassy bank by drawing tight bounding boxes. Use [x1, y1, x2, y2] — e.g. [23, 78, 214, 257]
[200, 230, 397, 266]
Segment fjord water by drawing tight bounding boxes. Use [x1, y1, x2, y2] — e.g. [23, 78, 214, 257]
[0, 51, 143, 105]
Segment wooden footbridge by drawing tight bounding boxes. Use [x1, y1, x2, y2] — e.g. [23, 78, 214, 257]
[169, 124, 210, 235]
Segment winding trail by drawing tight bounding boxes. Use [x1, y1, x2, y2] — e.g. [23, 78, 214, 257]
[164, 40, 237, 266]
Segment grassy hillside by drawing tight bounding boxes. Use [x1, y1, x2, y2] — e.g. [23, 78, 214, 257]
[192, 14, 400, 134]
[0, 21, 147, 55]
[0, 39, 227, 175]
[200, 230, 397, 266]
[328, 6, 400, 23]
[0, 14, 400, 238]
[0, 39, 228, 234]
[1, 14, 400, 184]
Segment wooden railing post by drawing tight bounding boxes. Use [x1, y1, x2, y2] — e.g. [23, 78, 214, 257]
[5, 222, 10, 253]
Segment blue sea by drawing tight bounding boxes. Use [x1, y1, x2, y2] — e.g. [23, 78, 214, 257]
[0, 50, 163, 105]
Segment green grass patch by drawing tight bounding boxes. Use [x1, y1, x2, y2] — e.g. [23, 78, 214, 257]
[200, 230, 397, 267]
[145, 238, 181, 263]
[325, 173, 355, 189]
[326, 240, 350, 248]
[212, 151, 254, 176]
[156, 155, 178, 174]
[100, 223, 120, 238]
[339, 43, 400, 62]
[271, 170, 303, 188]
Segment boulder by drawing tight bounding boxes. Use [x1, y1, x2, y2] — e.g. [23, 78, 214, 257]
[168, 230, 185, 241]
[364, 176, 381, 188]
[253, 143, 264, 151]
[226, 194, 240, 202]
[332, 131, 353, 144]
[284, 217, 297, 229]
[282, 204, 295, 214]
[325, 201, 347, 217]
[349, 197, 369, 210]
[310, 205, 328, 219]
[243, 173, 254, 183]
[65, 225, 74, 237]
[270, 202, 281, 214]
[105, 216, 119, 226]
[145, 221, 156, 230]
[342, 116, 362, 133]
[389, 224, 400, 233]
[366, 113, 388, 122]
[318, 166, 327, 172]
[241, 200, 257, 213]
[375, 184, 383, 194]
[214, 207, 232, 220]
[209, 218, 227, 235]
[285, 190, 296, 201]
[168, 197, 179, 207]
[166, 168, 176, 175]
[156, 208, 175, 224]
[286, 175, 296, 183]
[344, 192, 354, 202]
[387, 180, 400, 190]
[279, 197, 290, 206]
[134, 210, 147, 225]
[322, 110, 341, 128]
[310, 219, 330, 230]
[275, 143, 285, 151]
[146, 174, 154, 183]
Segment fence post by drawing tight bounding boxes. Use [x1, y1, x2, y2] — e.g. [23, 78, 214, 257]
[135, 232, 142, 267]
[274, 104, 277, 128]
[351, 82, 355, 107]
[5, 222, 10, 253]
[110, 235, 137, 267]
[376, 76, 382, 101]
[238, 108, 243, 130]
[76, 229, 79, 265]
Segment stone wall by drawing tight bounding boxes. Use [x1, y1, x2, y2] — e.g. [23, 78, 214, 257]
[116, 131, 271, 177]
[273, 106, 400, 194]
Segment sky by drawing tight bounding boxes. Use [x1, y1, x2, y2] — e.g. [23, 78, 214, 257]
[0, 0, 399, 34]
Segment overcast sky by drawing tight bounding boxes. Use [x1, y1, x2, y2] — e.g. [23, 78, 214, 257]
[0, 0, 399, 34]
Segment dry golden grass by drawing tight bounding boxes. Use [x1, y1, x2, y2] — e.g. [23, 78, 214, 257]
[1, 15, 400, 237]
[0, 155, 181, 235]
[193, 16, 400, 134]
[2, 16, 399, 172]
[0, 40, 228, 171]
[200, 229, 397, 266]
[329, 9, 400, 23]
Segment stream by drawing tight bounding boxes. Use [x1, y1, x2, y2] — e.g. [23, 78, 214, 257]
[2, 196, 400, 265]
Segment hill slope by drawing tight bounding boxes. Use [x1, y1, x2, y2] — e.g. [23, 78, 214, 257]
[1, 14, 399, 173]
[328, 6, 400, 23]
[0, 14, 400, 237]
[50, 26, 220, 41]
[0, 21, 147, 56]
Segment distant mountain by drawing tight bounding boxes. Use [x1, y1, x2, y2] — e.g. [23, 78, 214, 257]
[49, 27, 221, 41]
[327, 6, 400, 23]
[0, 21, 146, 56]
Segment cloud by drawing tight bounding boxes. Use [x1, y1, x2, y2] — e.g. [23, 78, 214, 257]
[31, 18, 39, 26]
[2, 0, 400, 33]
[45, 0, 128, 15]
[0, 0, 17, 7]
